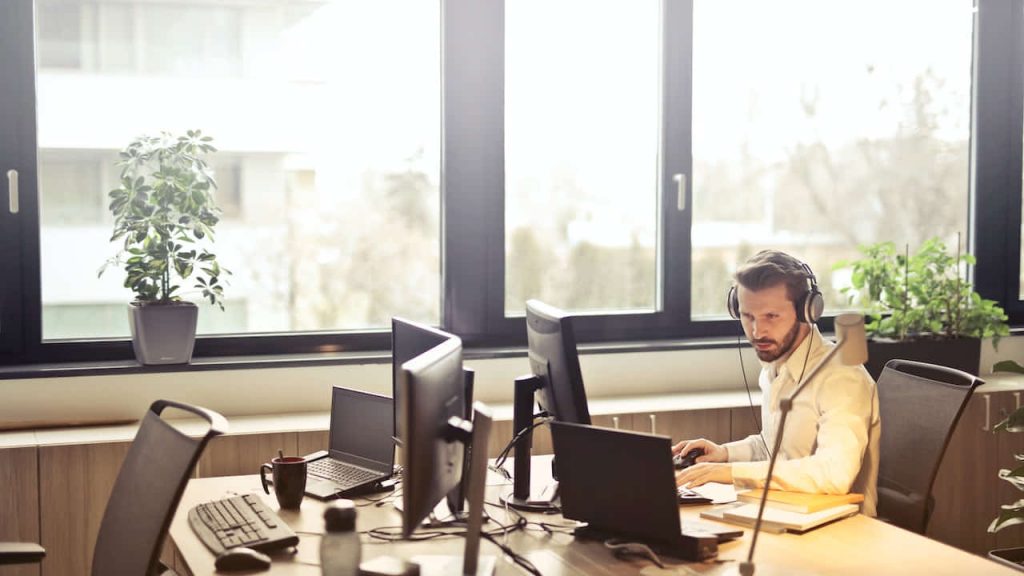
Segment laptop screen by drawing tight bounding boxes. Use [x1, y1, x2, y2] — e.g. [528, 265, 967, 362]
[329, 386, 395, 470]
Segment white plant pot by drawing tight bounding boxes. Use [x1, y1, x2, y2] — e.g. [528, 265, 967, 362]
[128, 302, 198, 365]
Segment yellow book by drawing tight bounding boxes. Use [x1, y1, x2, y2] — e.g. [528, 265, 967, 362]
[737, 489, 864, 514]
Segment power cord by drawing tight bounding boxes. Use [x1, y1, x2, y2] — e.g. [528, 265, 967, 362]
[489, 412, 551, 476]
[604, 539, 665, 569]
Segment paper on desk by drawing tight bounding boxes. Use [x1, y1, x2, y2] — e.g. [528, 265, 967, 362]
[692, 482, 737, 504]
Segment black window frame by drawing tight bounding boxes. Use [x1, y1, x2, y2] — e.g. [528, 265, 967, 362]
[2, 0, 1021, 367]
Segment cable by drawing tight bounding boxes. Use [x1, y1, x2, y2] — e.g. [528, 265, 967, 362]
[737, 332, 769, 455]
[491, 413, 551, 473]
[481, 532, 542, 576]
[604, 539, 666, 569]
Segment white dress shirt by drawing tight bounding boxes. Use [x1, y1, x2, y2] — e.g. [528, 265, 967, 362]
[724, 325, 881, 517]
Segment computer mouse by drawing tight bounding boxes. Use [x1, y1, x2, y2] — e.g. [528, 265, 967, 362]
[673, 448, 705, 470]
[214, 546, 271, 572]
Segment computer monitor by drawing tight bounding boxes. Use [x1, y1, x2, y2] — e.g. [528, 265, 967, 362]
[392, 318, 475, 516]
[391, 317, 454, 440]
[398, 336, 496, 576]
[526, 299, 591, 425]
[502, 299, 592, 511]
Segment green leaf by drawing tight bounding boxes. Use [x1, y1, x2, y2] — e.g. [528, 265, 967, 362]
[990, 504, 1024, 533]
[998, 466, 1024, 491]
[994, 361, 1024, 375]
[995, 408, 1024, 433]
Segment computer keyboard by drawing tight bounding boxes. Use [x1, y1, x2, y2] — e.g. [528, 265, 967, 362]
[188, 494, 299, 555]
[308, 458, 381, 486]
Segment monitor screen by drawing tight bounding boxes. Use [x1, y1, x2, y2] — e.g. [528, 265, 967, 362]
[392, 317, 454, 440]
[328, 386, 394, 471]
[398, 336, 466, 537]
[526, 300, 591, 425]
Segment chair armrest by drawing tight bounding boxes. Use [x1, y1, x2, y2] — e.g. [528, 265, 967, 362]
[0, 542, 45, 565]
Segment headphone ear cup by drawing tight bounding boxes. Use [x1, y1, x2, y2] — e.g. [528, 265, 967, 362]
[806, 288, 824, 323]
[727, 285, 740, 319]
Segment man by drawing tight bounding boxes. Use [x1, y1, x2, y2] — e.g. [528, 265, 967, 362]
[674, 250, 880, 516]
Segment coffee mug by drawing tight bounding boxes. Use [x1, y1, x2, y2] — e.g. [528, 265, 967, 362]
[260, 456, 307, 509]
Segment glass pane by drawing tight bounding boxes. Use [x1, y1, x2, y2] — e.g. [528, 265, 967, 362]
[36, 0, 441, 340]
[691, 0, 973, 317]
[504, 0, 660, 315]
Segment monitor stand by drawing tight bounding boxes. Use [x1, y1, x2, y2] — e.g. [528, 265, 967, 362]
[410, 403, 497, 576]
[498, 375, 560, 513]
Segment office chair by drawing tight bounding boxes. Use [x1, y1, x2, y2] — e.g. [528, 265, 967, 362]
[876, 359, 982, 534]
[0, 399, 228, 575]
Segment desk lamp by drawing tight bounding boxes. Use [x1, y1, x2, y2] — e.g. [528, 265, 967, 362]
[737, 313, 868, 576]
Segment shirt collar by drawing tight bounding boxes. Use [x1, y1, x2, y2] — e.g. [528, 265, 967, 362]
[768, 324, 824, 382]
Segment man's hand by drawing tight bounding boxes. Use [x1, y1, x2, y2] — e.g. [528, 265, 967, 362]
[676, 462, 733, 487]
[672, 438, 728, 463]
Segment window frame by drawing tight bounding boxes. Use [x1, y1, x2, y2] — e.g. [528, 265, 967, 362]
[1, 0, 1019, 366]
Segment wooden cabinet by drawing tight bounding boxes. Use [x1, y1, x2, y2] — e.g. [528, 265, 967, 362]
[38, 442, 130, 576]
[928, 390, 1024, 555]
[0, 446, 40, 576]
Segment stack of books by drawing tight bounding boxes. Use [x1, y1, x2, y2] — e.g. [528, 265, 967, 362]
[700, 489, 863, 533]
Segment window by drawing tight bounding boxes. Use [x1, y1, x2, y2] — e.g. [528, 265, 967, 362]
[691, 0, 973, 317]
[28, 0, 442, 347]
[2, 0, 1023, 364]
[504, 0, 661, 315]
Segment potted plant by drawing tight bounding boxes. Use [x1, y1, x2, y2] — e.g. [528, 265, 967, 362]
[833, 237, 1008, 379]
[988, 364, 1024, 571]
[99, 130, 229, 364]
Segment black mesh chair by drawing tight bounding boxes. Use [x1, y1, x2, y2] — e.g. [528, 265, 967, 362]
[0, 399, 228, 575]
[876, 359, 982, 534]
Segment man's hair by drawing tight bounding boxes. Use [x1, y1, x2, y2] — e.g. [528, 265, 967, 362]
[734, 250, 812, 305]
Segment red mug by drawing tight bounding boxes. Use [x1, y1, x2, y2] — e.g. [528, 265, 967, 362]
[260, 456, 307, 509]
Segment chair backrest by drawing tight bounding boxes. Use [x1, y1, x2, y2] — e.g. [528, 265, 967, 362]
[92, 400, 228, 576]
[876, 359, 981, 534]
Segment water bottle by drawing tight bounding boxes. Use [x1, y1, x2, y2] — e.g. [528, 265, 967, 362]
[320, 499, 360, 576]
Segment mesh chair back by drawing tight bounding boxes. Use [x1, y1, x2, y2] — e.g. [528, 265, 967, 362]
[876, 359, 981, 534]
[92, 400, 227, 576]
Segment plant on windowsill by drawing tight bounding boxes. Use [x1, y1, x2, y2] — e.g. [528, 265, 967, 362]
[99, 130, 230, 365]
[832, 236, 1008, 379]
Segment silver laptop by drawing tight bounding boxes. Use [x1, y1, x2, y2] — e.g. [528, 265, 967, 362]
[304, 386, 395, 500]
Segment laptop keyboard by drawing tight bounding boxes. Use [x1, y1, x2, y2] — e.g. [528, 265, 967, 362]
[309, 458, 381, 487]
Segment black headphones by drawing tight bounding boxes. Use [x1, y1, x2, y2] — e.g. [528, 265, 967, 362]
[727, 261, 824, 324]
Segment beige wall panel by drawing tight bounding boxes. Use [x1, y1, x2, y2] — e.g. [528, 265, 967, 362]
[641, 408, 731, 446]
[296, 430, 329, 457]
[730, 406, 762, 442]
[197, 433, 297, 478]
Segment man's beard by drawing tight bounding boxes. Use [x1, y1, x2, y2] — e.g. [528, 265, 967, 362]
[752, 320, 803, 362]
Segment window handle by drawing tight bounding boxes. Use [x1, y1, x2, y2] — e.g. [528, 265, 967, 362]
[6, 169, 17, 214]
[673, 173, 686, 212]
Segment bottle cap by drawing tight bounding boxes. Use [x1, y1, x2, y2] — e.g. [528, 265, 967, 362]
[324, 499, 357, 532]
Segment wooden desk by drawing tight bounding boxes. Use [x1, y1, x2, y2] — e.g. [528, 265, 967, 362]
[170, 474, 1016, 576]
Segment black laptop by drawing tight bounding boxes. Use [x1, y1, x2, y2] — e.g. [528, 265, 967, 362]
[550, 421, 742, 559]
[304, 386, 396, 500]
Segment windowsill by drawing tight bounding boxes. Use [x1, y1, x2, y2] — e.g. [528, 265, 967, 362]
[0, 335, 747, 380]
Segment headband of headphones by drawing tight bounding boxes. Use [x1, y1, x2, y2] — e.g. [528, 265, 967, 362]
[727, 260, 824, 324]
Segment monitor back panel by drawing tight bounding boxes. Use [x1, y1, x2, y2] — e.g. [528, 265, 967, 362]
[550, 421, 682, 544]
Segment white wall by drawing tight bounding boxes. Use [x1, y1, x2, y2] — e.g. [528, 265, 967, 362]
[3, 334, 1022, 429]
